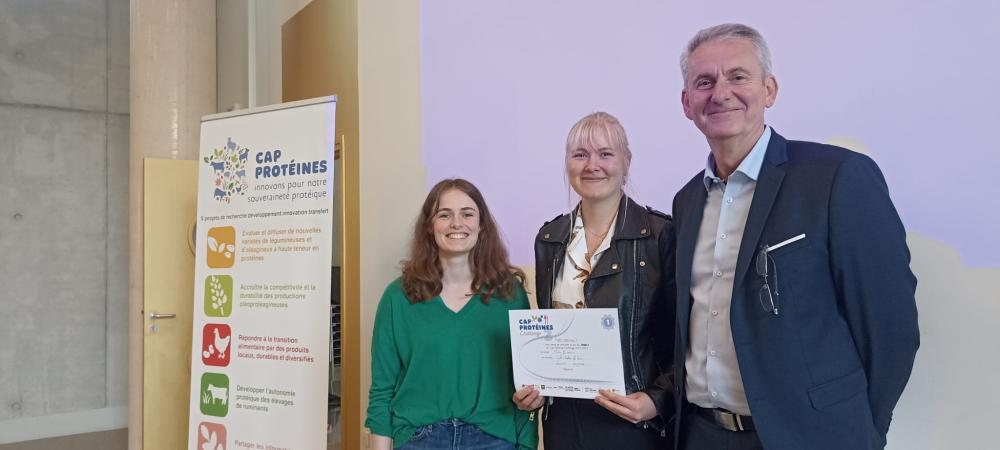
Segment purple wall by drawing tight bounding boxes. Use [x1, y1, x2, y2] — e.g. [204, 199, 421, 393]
[420, 0, 1000, 267]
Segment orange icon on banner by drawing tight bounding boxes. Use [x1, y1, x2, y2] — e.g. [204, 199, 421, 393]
[207, 226, 236, 268]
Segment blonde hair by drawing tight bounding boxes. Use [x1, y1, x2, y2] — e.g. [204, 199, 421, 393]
[565, 112, 632, 161]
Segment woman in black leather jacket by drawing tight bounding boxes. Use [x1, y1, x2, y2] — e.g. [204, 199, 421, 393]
[512, 112, 676, 449]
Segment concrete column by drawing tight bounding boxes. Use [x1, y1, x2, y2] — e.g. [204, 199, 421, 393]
[128, 0, 216, 448]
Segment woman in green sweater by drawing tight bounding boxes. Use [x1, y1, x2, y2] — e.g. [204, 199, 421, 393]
[366, 178, 538, 450]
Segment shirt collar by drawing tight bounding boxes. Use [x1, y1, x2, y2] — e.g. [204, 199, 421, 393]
[702, 125, 772, 190]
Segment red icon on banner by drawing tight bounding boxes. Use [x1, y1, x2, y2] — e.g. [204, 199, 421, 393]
[197, 421, 227, 450]
[202, 324, 232, 367]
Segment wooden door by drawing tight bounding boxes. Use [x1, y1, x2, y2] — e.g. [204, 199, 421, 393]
[142, 158, 198, 450]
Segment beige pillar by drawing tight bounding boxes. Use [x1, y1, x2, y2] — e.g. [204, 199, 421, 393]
[128, 0, 216, 448]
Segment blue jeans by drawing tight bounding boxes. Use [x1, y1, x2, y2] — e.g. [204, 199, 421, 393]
[398, 419, 515, 450]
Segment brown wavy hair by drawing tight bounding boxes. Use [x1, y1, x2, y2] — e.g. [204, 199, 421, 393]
[401, 178, 525, 303]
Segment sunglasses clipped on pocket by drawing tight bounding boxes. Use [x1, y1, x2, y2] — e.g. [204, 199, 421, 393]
[755, 234, 806, 316]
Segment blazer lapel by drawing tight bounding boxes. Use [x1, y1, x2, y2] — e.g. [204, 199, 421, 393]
[733, 132, 788, 288]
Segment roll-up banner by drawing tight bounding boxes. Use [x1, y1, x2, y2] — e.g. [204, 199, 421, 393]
[187, 96, 337, 450]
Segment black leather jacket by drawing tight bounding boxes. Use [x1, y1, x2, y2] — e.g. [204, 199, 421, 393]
[535, 195, 677, 431]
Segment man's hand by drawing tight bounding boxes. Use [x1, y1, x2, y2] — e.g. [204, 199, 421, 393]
[512, 385, 545, 411]
[594, 390, 657, 424]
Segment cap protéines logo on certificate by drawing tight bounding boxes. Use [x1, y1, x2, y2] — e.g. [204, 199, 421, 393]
[517, 314, 555, 333]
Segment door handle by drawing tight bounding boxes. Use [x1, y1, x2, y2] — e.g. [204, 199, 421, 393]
[149, 312, 177, 320]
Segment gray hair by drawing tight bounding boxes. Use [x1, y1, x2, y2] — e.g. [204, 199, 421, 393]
[679, 23, 773, 86]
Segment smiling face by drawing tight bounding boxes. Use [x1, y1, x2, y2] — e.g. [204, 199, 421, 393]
[682, 38, 777, 148]
[431, 188, 481, 258]
[565, 115, 631, 204]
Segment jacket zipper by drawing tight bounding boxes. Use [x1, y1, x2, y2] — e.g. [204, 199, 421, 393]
[634, 239, 666, 436]
[630, 240, 643, 391]
[550, 253, 560, 307]
[544, 244, 563, 422]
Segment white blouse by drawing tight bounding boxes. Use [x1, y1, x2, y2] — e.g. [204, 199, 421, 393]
[551, 212, 617, 309]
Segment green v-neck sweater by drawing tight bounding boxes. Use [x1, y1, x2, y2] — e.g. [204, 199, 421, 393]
[365, 278, 538, 449]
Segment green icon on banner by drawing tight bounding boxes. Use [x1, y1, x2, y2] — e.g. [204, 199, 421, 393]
[204, 275, 233, 317]
[199, 372, 230, 417]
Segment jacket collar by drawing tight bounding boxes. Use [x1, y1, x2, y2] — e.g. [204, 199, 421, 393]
[538, 194, 651, 245]
[731, 129, 788, 287]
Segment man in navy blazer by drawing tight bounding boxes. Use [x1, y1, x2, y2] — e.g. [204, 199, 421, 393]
[670, 24, 919, 450]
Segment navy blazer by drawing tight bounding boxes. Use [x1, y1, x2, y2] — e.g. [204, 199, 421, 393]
[671, 130, 919, 450]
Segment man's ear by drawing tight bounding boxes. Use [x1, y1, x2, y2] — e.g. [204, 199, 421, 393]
[764, 75, 778, 108]
[681, 89, 694, 120]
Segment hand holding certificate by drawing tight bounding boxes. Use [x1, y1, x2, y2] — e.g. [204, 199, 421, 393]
[508, 308, 626, 399]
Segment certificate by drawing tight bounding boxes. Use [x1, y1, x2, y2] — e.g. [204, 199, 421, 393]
[508, 308, 626, 399]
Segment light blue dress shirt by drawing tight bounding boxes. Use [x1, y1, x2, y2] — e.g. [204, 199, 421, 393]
[685, 126, 771, 415]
